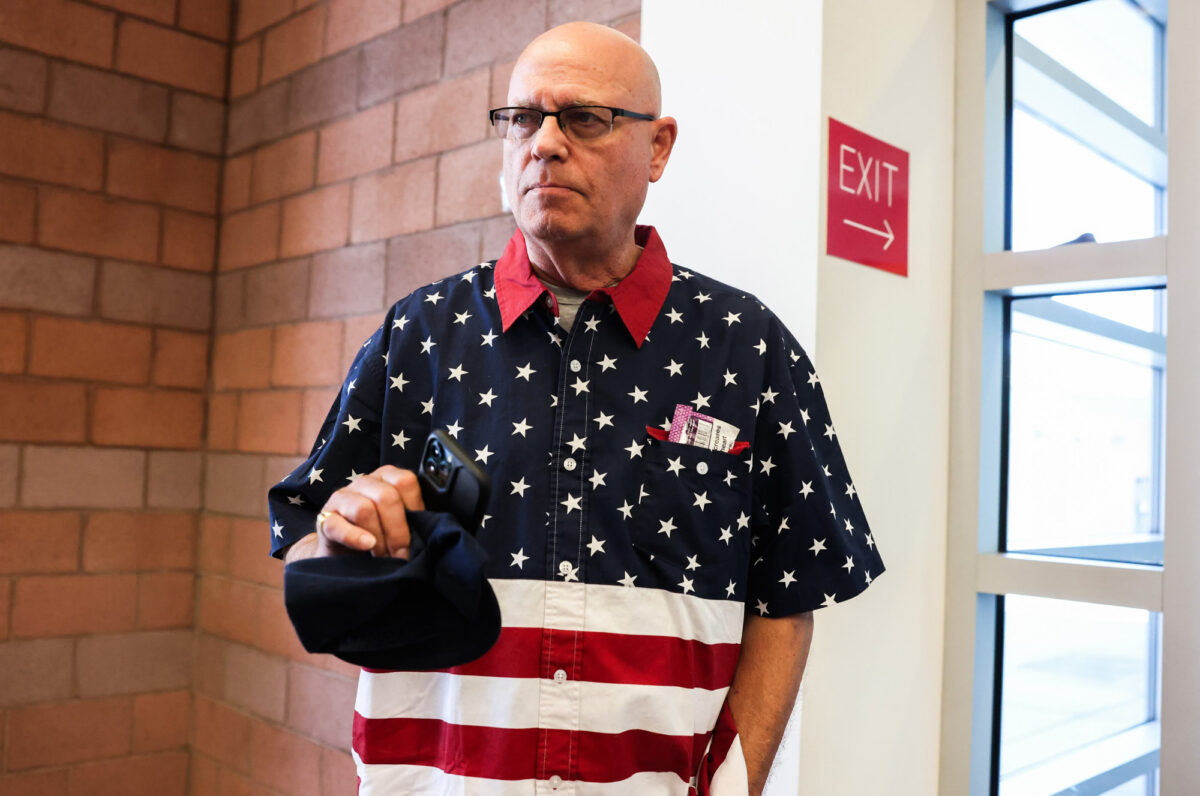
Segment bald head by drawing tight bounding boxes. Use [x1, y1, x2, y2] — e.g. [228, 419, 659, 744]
[509, 22, 662, 116]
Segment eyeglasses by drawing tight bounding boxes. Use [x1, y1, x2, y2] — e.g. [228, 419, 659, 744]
[488, 106, 656, 141]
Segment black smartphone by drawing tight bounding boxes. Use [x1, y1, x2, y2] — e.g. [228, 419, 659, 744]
[416, 429, 491, 536]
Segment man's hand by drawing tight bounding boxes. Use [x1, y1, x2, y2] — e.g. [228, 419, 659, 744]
[284, 465, 425, 563]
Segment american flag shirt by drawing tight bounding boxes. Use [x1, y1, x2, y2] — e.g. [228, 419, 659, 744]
[267, 225, 885, 795]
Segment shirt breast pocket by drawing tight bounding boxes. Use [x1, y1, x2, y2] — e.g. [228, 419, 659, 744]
[633, 437, 751, 578]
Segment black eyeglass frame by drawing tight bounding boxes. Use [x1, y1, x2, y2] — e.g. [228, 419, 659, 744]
[488, 105, 657, 140]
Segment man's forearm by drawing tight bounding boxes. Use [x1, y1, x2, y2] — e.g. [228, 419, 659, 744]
[282, 532, 319, 563]
[727, 611, 815, 795]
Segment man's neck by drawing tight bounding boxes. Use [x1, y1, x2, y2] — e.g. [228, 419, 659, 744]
[525, 234, 643, 292]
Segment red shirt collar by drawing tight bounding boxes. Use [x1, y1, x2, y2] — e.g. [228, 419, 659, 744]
[494, 225, 672, 348]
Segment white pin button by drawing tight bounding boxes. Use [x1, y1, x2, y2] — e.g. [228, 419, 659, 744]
[696, 461, 709, 475]
[558, 560, 572, 575]
[563, 457, 577, 471]
[569, 359, 582, 372]
[549, 775, 563, 789]
[553, 669, 567, 682]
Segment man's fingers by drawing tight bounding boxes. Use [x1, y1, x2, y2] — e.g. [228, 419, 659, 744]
[372, 465, 425, 511]
[341, 474, 413, 556]
[316, 509, 376, 553]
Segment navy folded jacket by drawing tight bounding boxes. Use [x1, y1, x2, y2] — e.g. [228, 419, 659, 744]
[283, 511, 500, 670]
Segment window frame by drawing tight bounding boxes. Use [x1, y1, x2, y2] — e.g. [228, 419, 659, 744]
[942, 0, 1200, 794]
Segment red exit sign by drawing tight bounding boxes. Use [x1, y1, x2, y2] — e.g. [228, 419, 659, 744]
[826, 118, 909, 277]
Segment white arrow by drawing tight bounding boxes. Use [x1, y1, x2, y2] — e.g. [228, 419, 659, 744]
[842, 218, 894, 250]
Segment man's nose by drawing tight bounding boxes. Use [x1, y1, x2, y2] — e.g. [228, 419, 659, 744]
[530, 115, 569, 160]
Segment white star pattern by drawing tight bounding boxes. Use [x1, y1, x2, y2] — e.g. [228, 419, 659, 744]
[475, 445, 493, 465]
[589, 470, 607, 489]
[479, 389, 497, 407]
[342, 415, 362, 433]
[516, 363, 535, 381]
[510, 477, 530, 497]
[587, 536, 606, 556]
[562, 494, 582, 514]
[810, 538, 827, 555]
[628, 386, 648, 403]
[391, 431, 409, 448]
[780, 570, 796, 587]
[510, 548, 529, 568]
[512, 418, 532, 437]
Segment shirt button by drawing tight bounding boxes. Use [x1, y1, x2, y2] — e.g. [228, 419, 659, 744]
[569, 359, 582, 373]
[549, 775, 563, 789]
[553, 669, 567, 682]
[696, 461, 709, 475]
[563, 457, 577, 471]
[558, 560, 572, 575]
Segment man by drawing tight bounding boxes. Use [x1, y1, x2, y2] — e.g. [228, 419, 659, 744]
[269, 21, 883, 795]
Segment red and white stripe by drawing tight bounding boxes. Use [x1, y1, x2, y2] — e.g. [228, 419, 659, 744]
[352, 579, 750, 794]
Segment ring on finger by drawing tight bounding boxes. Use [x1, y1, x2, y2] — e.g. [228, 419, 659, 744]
[316, 509, 336, 534]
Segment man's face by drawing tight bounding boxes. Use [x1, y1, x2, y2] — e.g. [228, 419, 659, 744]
[503, 48, 667, 250]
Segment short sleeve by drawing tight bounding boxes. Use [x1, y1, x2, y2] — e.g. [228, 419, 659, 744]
[266, 301, 407, 558]
[746, 312, 884, 615]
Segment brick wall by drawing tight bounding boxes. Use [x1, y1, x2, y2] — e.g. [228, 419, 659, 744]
[1, 0, 639, 793]
[0, 0, 227, 792]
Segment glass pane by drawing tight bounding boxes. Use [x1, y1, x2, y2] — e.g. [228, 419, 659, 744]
[1006, 289, 1164, 564]
[1101, 773, 1154, 795]
[999, 597, 1159, 787]
[1015, 0, 1159, 126]
[1010, 108, 1158, 251]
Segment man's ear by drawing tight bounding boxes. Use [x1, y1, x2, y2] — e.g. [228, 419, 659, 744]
[648, 116, 678, 183]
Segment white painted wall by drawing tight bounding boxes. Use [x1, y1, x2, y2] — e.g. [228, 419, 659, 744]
[804, 1, 955, 794]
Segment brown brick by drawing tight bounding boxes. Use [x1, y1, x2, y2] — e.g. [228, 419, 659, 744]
[132, 690, 190, 752]
[117, 18, 227, 98]
[180, 0, 232, 41]
[91, 0, 175, 23]
[219, 203, 281, 271]
[321, 746, 358, 796]
[236, 391, 301, 455]
[271, 320, 344, 387]
[107, 139, 219, 215]
[206, 392, 238, 449]
[280, 184, 350, 258]
[286, 662, 355, 747]
[227, 517, 284, 587]
[38, 188, 159, 264]
[162, 210, 217, 272]
[212, 328, 272, 390]
[198, 515, 231, 574]
[0, 381, 87, 444]
[244, 258, 310, 327]
[0, 180, 36, 244]
[252, 133, 316, 203]
[97, 260, 212, 331]
[325, 0, 401, 56]
[309, 243, 386, 318]
[227, 80, 288, 154]
[0, 245, 94, 315]
[153, 330, 209, 390]
[189, 754, 220, 796]
[0, 770, 69, 796]
[67, 752, 189, 796]
[215, 271, 245, 331]
[297, 388, 334, 453]
[137, 571, 194, 629]
[0, 511, 80, 574]
[0, 313, 26, 373]
[436, 138, 503, 225]
[480, 213, 515, 258]
[82, 511, 196, 572]
[445, 0, 545, 76]
[317, 101, 394, 185]
[47, 62, 169, 142]
[0, 639, 74, 706]
[395, 69, 490, 163]
[0, 0, 115, 68]
[350, 157, 436, 243]
[30, 317, 152, 384]
[193, 695, 252, 772]
[251, 722, 322, 795]
[547, 0, 640, 27]
[236, 0, 293, 40]
[404, 0, 455, 22]
[12, 573, 137, 637]
[0, 110, 103, 190]
[146, 451, 203, 509]
[287, 50, 358, 133]
[169, 92, 225, 155]
[20, 446, 146, 509]
[196, 574, 257, 644]
[386, 222, 481, 297]
[75, 629, 192, 697]
[262, 5, 325, 85]
[203, 453, 267, 516]
[339, 313, 379, 371]
[224, 641, 286, 721]
[489, 58, 514, 108]
[0, 577, 9, 637]
[613, 13, 640, 41]
[222, 155, 253, 215]
[7, 698, 132, 770]
[229, 37, 261, 101]
[0, 446, 17, 507]
[358, 13, 442, 107]
[0, 47, 47, 114]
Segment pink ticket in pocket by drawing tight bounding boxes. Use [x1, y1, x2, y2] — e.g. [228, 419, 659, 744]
[668, 404, 741, 453]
